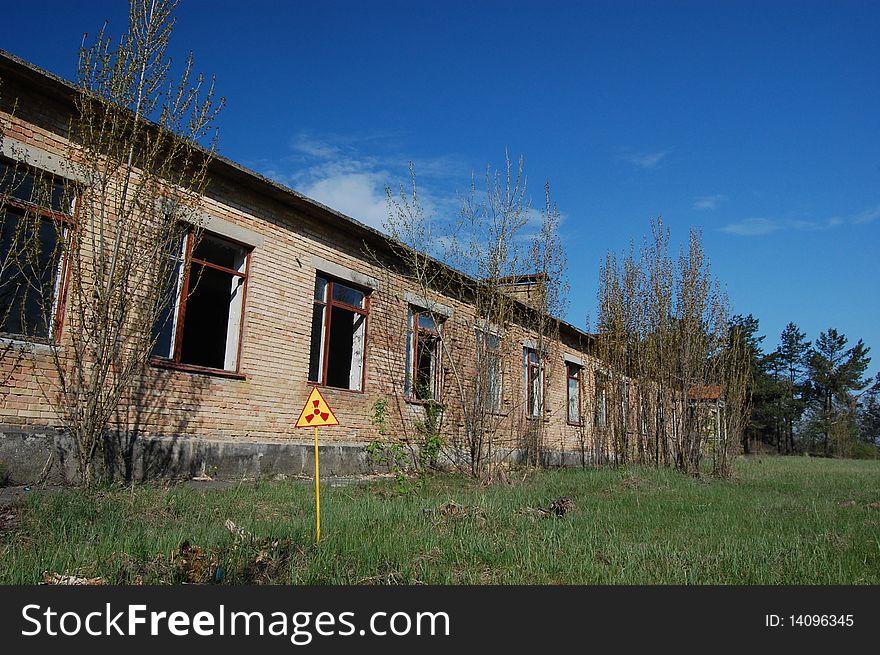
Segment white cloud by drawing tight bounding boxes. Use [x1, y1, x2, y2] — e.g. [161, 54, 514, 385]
[254, 133, 573, 244]
[290, 134, 343, 160]
[721, 206, 879, 237]
[618, 149, 670, 169]
[300, 172, 389, 230]
[853, 205, 880, 225]
[250, 131, 471, 234]
[693, 194, 727, 211]
[721, 218, 780, 236]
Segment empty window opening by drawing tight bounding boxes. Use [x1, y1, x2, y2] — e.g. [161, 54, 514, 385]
[477, 329, 502, 412]
[567, 362, 582, 425]
[524, 347, 543, 418]
[407, 308, 442, 401]
[309, 275, 368, 391]
[0, 160, 72, 340]
[151, 230, 249, 372]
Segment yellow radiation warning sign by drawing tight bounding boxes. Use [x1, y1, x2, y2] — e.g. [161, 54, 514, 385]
[295, 387, 339, 428]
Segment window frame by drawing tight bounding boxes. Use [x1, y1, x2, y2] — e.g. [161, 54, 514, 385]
[309, 273, 371, 392]
[524, 347, 544, 419]
[566, 362, 582, 426]
[149, 227, 251, 379]
[476, 328, 503, 414]
[407, 307, 443, 402]
[0, 160, 76, 344]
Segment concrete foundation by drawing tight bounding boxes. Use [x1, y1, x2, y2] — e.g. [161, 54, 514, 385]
[0, 426, 382, 485]
[0, 426, 600, 485]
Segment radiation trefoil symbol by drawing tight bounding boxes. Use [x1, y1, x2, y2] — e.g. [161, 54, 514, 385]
[306, 398, 329, 423]
[295, 387, 339, 428]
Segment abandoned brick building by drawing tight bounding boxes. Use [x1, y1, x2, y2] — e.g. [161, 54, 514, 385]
[0, 50, 624, 482]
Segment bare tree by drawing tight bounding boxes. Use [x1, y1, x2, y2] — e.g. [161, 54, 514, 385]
[596, 217, 748, 477]
[372, 154, 568, 480]
[27, 0, 223, 485]
[450, 156, 533, 477]
[520, 183, 568, 465]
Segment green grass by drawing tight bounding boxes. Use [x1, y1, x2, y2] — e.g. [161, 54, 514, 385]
[1, 456, 879, 584]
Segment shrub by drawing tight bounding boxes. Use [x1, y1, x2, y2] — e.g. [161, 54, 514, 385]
[851, 442, 880, 460]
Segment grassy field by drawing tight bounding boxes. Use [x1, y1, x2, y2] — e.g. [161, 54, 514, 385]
[1, 456, 878, 584]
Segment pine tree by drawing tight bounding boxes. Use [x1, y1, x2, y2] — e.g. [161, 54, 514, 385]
[806, 328, 872, 456]
[777, 323, 810, 453]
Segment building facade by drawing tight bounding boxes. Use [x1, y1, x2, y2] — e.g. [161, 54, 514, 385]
[0, 51, 621, 482]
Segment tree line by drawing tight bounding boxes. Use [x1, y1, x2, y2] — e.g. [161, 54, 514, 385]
[732, 316, 879, 458]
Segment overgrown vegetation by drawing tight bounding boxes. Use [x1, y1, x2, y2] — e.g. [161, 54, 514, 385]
[596, 217, 750, 478]
[1, 0, 223, 486]
[2, 457, 877, 584]
[371, 156, 568, 482]
[367, 397, 445, 494]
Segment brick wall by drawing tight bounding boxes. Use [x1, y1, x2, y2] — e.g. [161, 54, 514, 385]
[0, 59, 628, 471]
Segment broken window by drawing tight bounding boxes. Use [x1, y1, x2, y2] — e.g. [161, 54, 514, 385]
[476, 329, 502, 412]
[406, 307, 442, 401]
[309, 275, 368, 390]
[0, 160, 71, 341]
[567, 362, 582, 425]
[151, 230, 250, 372]
[523, 347, 543, 418]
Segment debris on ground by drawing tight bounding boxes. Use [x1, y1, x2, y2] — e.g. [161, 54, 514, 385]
[619, 474, 647, 490]
[357, 570, 405, 585]
[221, 518, 304, 583]
[436, 500, 484, 519]
[548, 497, 577, 516]
[42, 572, 105, 585]
[357, 570, 424, 585]
[421, 500, 487, 527]
[116, 516, 309, 584]
[241, 537, 303, 584]
[224, 519, 253, 541]
[517, 496, 578, 519]
[438, 500, 469, 518]
[168, 541, 219, 584]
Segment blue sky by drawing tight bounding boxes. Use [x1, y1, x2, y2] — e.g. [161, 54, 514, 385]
[3, 0, 878, 378]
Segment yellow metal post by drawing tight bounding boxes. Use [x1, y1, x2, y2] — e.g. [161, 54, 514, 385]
[314, 425, 321, 543]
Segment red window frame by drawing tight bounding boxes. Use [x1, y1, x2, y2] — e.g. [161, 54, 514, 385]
[409, 309, 442, 401]
[309, 275, 370, 391]
[524, 347, 542, 419]
[0, 164, 76, 343]
[476, 329, 503, 413]
[149, 228, 251, 379]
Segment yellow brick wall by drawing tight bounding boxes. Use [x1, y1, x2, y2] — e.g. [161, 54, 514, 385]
[1, 96, 622, 462]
